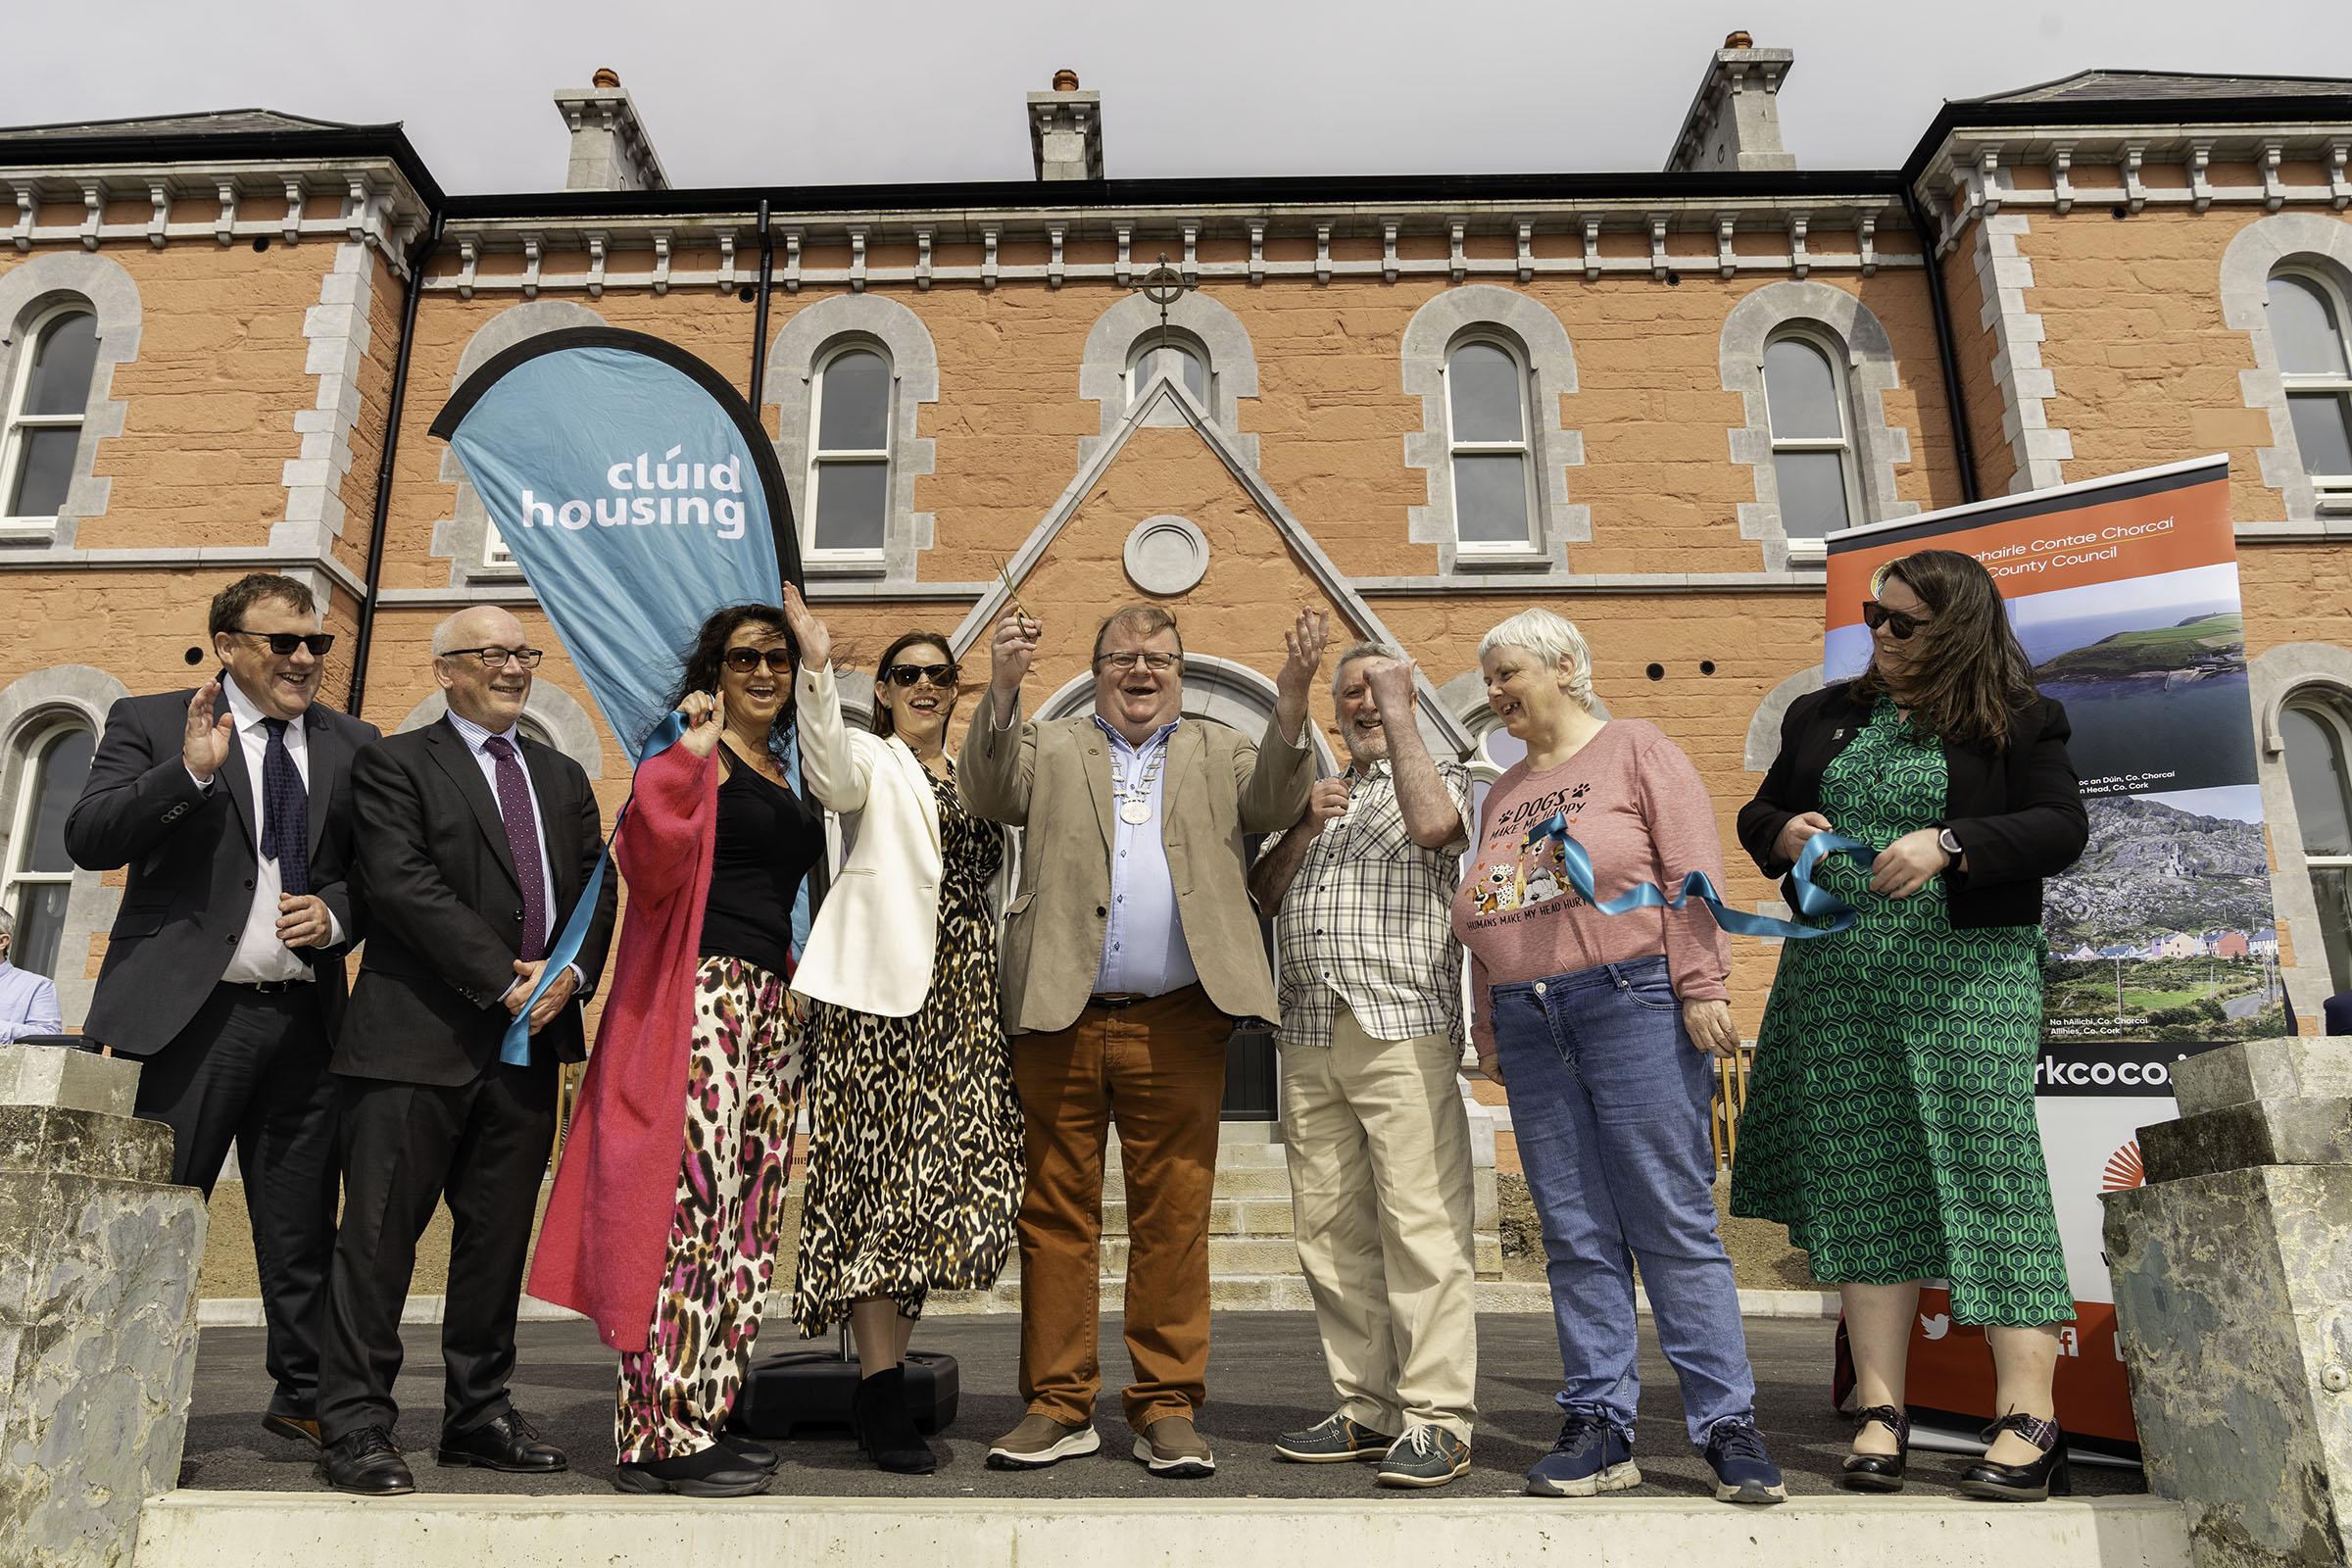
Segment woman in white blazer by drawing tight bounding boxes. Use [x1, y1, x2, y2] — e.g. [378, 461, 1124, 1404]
[779, 590, 1023, 1476]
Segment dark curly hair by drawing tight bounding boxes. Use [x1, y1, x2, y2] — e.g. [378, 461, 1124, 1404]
[664, 603, 798, 757]
[1853, 549, 2038, 749]
[869, 629, 959, 739]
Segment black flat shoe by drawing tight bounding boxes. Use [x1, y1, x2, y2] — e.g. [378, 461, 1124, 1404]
[722, 1434, 781, 1472]
[437, 1408, 567, 1473]
[1960, 1412, 2071, 1501]
[852, 1365, 939, 1475]
[1838, 1403, 1910, 1494]
[319, 1426, 416, 1496]
[613, 1445, 772, 1498]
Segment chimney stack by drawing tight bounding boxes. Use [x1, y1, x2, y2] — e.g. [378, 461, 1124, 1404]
[554, 68, 670, 192]
[1028, 70, 1104, 181]
[1665, 32, 1795, 173]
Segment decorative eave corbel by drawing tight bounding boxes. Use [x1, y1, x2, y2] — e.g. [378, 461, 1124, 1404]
[215, 179, 238, 246]
[1788, 212, 1809, 280]
[851, 225, 870, 293]
[1115, 223, 1132, 286]
[2331, 141, 2352, 211]
[344, 173, 373, 242]
[584, 231, 607, 299]
[78, 179, 102, 251]
[1382, 220, 1398, 284]
[282, 177, 306, 245]
[2188, 139, 2215, 214]
[2123, 141, 2147, 215]
[715, 229, 736, 294]
[1649, 213, 1670, 281]
[519, 232, 542, 300]
[1515, 220, 1533, 284]
[1448, 219, 1467, 283]
[1582, 218, 1600, 283]
[2260, 139, 2286, 213]
[1181, 221, 1199, 284]
[981, 224, 1000, 290]
[915, 226, 934, 291]
[147, 180, 170, 249]
[1045, 222, 1062, 289]
[1314, 223, 1331, 286]
[781, 228, 803, 295]
[1716, 212, 1737, 279]
[456, 235, 479, 300]
[2050, 143, 2074, 218]
[13, 187, 33, 252]
[1249, 220, 1265, 285]
[650, 229, 671, 296]
[1858, 212, 1878, 277]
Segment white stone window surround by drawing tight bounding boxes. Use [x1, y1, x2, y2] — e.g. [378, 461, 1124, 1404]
[2226, 216, 2352, 522]
[1079, 289, 1258, 469]
[0, 253, 140, 550]
[0, 304, 96, 532]
[765, 293, 939, 586]
[0, 663, 130, 1025]
[430, 299, 610, 583]
[2271, 268, 2352, 501]
[1401, 286, 1588, 575]
[1442, 332, 1545, 560]
[802, 339, 897, 569]
[1721, 280, 1917, 571]
[1125, 328, 1212, 408]
[2251, 643, 2352, 1023]
[0, 715, 90, 982]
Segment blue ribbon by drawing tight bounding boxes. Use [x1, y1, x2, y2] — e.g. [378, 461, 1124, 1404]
[1517, 810, 1871, 941]
[500, 711, 687, 1066]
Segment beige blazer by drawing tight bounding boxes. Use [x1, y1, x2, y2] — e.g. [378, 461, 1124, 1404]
[789, 662, 947, 1019]
[956, 690, 1313, 1035]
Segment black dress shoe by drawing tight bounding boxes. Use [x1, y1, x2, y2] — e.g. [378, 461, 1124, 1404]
[320, 1427, 416, 1496]
[1960, 1411, 2071, 1501]
[436, 1408, 567, 1473]
[613, 1445, 772, 1497]
[721, 1434, 781, 1472]
[262, 1411, 323, 1448]
[1838, 1403, 1910, 1493]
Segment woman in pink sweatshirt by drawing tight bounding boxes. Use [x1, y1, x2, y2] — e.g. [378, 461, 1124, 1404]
[1451, 607, 1780, 1506]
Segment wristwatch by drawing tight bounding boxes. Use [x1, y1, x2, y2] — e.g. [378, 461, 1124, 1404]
[1936, 826, 1963, 858]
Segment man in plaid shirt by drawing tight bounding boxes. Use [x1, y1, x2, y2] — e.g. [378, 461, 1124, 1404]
[1249, 641, 1479, 1489]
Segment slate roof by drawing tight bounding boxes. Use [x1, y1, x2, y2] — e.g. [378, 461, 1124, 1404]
[0, 109, 372, 139]
[1960, 70, 2352, 107]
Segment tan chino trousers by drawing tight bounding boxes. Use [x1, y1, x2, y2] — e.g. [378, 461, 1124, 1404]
[1280, 1004, 1479, 1440]
[1010, 985, 1229, 1432]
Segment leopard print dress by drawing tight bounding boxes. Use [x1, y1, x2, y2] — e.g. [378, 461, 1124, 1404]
[791, 761, 1024, 1334]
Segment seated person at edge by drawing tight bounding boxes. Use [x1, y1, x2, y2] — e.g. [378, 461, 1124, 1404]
[783, 596, 1024, 1476]
[1732, 548, 2088, 1503]
[1451, 607, 1785, 1506]
[531, 603, 824, 1498]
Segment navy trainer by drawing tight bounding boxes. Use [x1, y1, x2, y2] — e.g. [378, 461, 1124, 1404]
[1525, 1412, 1641, 1497]
[1700, 1417, 1787, 1504]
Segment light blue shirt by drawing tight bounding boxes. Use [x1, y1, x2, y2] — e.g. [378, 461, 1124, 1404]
[0, 957, 63, 1043]
[1092, 715, 1200, 998]
[443, 710, 579, 995]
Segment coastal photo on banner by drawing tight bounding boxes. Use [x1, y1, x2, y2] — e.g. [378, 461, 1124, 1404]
[1819, 453, 2270, 1453]
[427, 327, 810, 1042]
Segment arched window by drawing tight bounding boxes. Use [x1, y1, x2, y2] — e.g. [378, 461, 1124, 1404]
[1445, 335, 1539, 554]
[2268, 270, 2352, 497]
[1, 720, 95, 979]
[2, 305, 99, 523]
[805, 343, 893, 563]
[1762, 330, 1860, 539]
[1125, 331, 1210, 407]
[2279, 695, 2352, 992]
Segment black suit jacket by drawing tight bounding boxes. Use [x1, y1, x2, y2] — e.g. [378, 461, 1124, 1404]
[64, 685, 378, 1055]
[335, 716, 617, 1087]
[1738, 679, 2089, 930]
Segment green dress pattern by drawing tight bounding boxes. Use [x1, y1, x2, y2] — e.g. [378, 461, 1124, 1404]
[1729, 698, 2073, 1327]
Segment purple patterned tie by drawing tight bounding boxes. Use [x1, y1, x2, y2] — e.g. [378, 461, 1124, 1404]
[259, 717, 309, 898]
[481, 734, 547, 962]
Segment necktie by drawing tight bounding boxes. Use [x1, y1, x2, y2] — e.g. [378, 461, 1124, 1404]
[481, 734, 547, 963]
[259, 717, 309, 899]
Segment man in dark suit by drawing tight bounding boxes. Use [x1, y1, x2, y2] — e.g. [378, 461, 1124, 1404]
[65, 571, 377, 1448]
[317, 605, 616, 1496]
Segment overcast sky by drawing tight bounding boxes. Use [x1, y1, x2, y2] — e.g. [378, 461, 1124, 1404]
[18, 0, 2351, 193]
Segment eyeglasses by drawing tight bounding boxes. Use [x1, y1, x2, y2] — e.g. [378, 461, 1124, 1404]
[228, 629, 335, 658]
[1095, 651, 1180, 673]
[722, 647, 796, 674]
[1859, 601, 1929, 641]
[885, 662, 958, 689]
[441, 646, 545, 669]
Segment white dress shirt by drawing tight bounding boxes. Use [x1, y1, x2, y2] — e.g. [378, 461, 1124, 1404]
[195, 676, 328, 985]
[441, 709, 580, 999]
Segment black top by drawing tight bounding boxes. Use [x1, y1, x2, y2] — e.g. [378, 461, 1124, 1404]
[1737, 679, 2089, 931]
[700, 753, 824, 981]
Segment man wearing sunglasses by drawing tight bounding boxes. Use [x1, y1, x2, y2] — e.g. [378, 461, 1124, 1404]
[65, 571, 379, 1451]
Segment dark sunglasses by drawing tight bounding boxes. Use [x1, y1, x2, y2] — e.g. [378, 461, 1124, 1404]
[228, 629, 335, 658]
[884, 662, 958, 689]
[722, 647, 796, 674]
[1859, 600, 1929, 641]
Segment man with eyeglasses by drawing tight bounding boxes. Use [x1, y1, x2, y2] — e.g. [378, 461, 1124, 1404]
[960, 599, 1325, 1480]
[66, 571, 379, 1450]
[314, 604, 616, 1496]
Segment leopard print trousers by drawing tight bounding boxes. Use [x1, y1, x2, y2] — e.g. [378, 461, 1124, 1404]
[614, 956, 805, 1462]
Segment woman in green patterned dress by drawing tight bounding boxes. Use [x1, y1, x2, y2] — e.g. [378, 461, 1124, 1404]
[1732, 550, 2088, 1501]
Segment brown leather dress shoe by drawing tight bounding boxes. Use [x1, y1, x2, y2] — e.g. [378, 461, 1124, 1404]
[261, 1412, 322, 1448]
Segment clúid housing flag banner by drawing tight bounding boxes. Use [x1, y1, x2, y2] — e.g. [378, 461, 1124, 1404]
[428, 328, 805, 1063]
[1820, 453, 2273, 1453]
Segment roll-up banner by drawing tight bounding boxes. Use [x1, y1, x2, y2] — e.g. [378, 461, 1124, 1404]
[428, 329, 810, 1060]
[1820, 454, 2276, 1453]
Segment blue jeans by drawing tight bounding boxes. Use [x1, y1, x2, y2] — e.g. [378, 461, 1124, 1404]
[1493, 955, 1758, 1446]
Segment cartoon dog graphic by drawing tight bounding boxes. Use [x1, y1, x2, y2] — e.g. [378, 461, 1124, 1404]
[1520, 859, 1565, 905]
[1472, 861, 1522, 914]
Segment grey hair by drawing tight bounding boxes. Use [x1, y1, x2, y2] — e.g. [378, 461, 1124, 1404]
[0, 905, 14, 941]
[1330, 640, 1405, 697]
[1479, 608, 1599, 714]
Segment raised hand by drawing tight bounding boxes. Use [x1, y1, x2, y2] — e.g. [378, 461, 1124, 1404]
[183, 678, 234, 782]
[1275, 609, 1331, 702]
[1358, 655, 1417, 718]
[677, 689, 725, 759]
[780, 583, 831, 671]
[989, 611, 1041, 706]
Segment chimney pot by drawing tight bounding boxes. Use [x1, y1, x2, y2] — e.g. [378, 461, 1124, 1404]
[592, 67, 620, 87]
[1723, 30, 1752, 48]
[1053, 68, 1080, 91]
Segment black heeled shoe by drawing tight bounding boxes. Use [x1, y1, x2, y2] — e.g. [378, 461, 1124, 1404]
[1838, 1404, 1910, 1493]
[1960, 1411, 2071, 1501]
[851, 1365, 939, 1475]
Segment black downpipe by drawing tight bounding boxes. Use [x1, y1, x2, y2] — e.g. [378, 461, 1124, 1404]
[749, 199, 774, 419]
[1903, 185, 1981, 506]
[347, 213, 444, 718]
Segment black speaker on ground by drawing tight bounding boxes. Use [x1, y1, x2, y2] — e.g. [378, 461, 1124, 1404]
[731, 1342, 960, 1440]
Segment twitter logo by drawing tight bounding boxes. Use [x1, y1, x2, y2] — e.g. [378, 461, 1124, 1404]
[1920, 1313, 1952, 1341]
